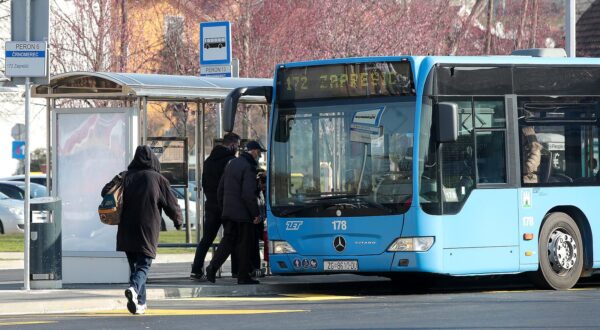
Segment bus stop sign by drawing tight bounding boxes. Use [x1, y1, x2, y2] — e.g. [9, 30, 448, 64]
[200, 21, 231, 65]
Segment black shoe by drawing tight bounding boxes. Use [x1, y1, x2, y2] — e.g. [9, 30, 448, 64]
[205, 265, 216, 283]
[190, 273, 207, 282]
[237, 278, 260, 285]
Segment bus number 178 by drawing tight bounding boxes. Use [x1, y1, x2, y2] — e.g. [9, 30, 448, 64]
[332, 220, 347, 231]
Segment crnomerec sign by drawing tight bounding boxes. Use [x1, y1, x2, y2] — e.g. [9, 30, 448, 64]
[4, 41, 48, 77]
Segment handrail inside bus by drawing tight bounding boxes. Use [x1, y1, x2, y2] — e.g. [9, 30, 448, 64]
[223, 86, 273, 133]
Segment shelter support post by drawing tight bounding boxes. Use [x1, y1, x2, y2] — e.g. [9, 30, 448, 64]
[46, 99, 52, 194]
[184, 102, 191, 243]
[196, 101, 205, 244]
[142, 97, 148, 144]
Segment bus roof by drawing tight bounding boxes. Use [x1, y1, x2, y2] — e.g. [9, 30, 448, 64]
[278, 54, 600, 69]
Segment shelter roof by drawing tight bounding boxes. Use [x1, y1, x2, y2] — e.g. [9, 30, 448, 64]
[31, 71, 272, 102]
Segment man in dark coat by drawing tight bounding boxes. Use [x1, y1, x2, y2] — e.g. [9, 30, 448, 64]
[102, 145, 182, 314]
[205, 140, 266, 285]
[190, 132, 240, 280]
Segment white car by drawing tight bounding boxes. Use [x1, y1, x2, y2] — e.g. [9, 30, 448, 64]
[0, 192, 25, 234]
[0, 174, 47, 187]
[161, 188, 197, 231]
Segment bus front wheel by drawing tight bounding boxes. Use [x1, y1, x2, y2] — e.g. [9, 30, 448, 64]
[532, 212, 583, 290]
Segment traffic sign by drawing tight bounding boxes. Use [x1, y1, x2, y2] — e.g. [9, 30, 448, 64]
[4, 41, 48, 77]
[12, 140, 25, 159]
[11, 123, 26, 140]
[10, 0, 50, 85]
[200, 21, 231, 66]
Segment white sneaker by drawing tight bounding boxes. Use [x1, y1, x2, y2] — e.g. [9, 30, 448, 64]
[135, 303, 147, 315]
[124, 287, 138, 315]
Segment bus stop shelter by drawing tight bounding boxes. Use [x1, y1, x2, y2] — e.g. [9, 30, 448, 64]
[32, 72, 271, 284]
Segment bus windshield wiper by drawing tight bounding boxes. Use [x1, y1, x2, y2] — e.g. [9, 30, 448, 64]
[314, 195, 393, 214]
[279, 203, 321, 216]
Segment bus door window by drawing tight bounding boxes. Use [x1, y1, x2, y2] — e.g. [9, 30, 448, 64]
[288, 115, 316, 195]
[473, 98, 507, 184]
[438, 97, 475, 212]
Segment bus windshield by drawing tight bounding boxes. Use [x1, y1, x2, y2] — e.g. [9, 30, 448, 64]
[270, 98, 415, 217]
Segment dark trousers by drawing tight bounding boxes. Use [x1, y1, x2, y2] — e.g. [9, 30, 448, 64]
[231, 222, 263, 275]
[125, 252, 153, 305]
[209, 220, 255, 280]
[191, 208, 222, 274]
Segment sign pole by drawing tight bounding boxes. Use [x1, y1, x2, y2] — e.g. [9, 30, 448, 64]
[23, 0, 31, 292]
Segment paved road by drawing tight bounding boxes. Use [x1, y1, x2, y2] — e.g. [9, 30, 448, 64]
[2, 276, 600, 329]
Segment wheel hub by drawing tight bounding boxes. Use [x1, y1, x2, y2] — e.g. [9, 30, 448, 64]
[548, 229, 577, 273]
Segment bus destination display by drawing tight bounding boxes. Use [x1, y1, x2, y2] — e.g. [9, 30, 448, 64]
[277, 61, 414, 101]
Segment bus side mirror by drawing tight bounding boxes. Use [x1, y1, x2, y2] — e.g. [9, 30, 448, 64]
[436, 102, 458, 143]
[223, 86, 273, 133]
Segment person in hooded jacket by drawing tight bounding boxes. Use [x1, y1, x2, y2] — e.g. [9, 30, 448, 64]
[205, 140, 266, 285]
[190, 132, 240, 280]
[102, 145, 182, 315]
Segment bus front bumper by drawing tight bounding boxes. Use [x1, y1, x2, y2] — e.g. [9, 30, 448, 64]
[269, 251, 440, 274]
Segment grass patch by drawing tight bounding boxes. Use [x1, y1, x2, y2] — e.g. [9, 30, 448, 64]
[0, 230, 201, 253]
[159, 230, 198, 244]
[157, 247, 196, 254]
[158, 230, 198, 254]
[0, 234, 24, 252]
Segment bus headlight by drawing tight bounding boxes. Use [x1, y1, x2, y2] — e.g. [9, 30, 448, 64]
[387, 237, 434, 252]
[269, 241, 297, 254]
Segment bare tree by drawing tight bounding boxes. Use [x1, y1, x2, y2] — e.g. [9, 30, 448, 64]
[530, 0, 539, 48]
[516, 0, 530, 49]
[484, 0, 494, 55]
[51, 0, 115, 73]
[449, 0, 486, 55]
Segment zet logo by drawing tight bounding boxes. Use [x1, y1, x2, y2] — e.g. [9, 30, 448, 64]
[285, 220, 303, 231]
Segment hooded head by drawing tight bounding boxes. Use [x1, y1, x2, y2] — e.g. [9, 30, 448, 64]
[128, 145, 161, 172]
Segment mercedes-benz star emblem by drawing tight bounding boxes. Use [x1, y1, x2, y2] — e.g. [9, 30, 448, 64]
[333, 236, 346, 252]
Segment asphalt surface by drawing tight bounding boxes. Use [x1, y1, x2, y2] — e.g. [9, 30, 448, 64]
[3, 262, 600, 329]
[1, 284, 600, 329]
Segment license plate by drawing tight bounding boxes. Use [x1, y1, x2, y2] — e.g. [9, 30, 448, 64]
[323, 260, 358, 271]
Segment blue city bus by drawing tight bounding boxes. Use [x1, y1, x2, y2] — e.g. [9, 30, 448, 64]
[224, 49, 600, 290]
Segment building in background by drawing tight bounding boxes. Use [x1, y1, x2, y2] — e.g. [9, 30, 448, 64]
[577, 0, 600, 57]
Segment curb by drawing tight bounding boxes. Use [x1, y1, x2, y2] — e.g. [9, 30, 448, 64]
[0, 283, 315, 316]
[0, 273, 382, 316]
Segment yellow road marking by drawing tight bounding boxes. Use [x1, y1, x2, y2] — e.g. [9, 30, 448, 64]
[85, 309, 307, 316]
[0, 321, 56, 327]
[176, 293, 360, 302]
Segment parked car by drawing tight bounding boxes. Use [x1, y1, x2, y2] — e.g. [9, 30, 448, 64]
[173, 182, 198, 202]
[0, 192, 24, 234]
[161, 187, 197, 231]
[0, 181, 48, 200]
[0, 174, 47, 187]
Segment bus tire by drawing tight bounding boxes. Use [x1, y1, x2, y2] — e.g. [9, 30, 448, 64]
[532, 212, 583, 290]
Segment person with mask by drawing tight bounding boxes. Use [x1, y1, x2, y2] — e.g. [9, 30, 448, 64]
[205, 140, 267, 285]
[190, 132, 241, 281]
[102, 145, 182, 315]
